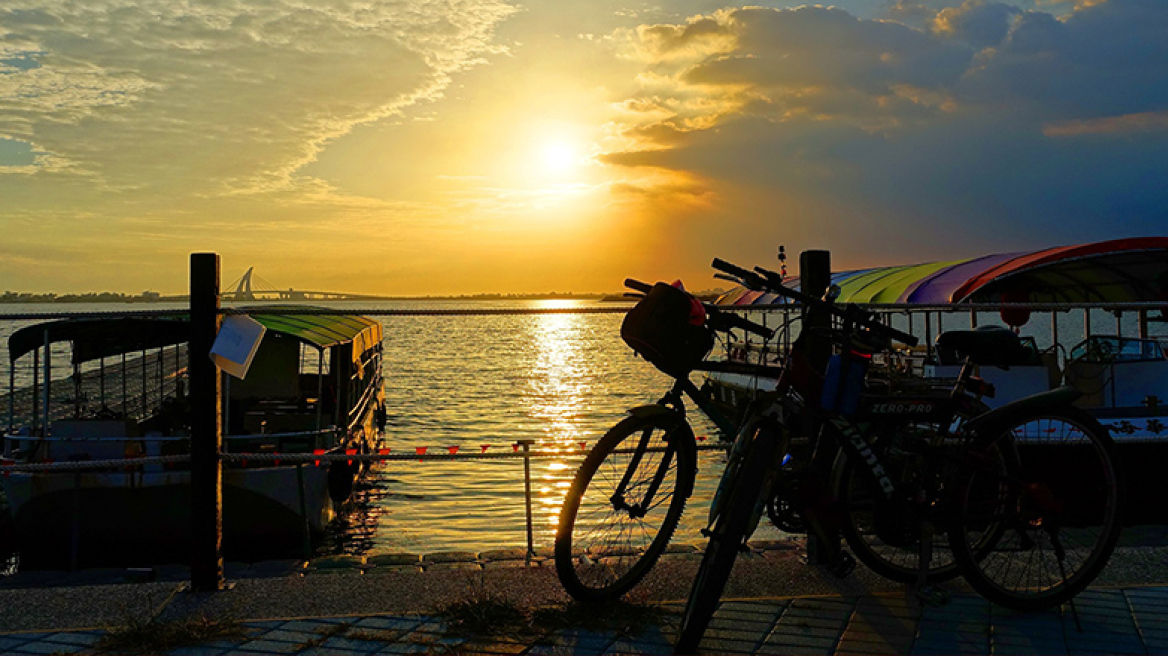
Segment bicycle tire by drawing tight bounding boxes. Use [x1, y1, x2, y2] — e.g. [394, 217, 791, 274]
[834, 400, 990, 584]
[948, 403, 1124, 611]
[555, 411, 697, 603]
[675, 426, 780, 654]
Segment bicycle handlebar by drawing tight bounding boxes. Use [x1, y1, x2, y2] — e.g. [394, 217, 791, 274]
[623, 278, 774, 340]
[710, 258, 919, 348]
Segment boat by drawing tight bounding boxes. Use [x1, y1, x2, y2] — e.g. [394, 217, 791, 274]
[0, 308, 386, 568]
[705, 237, 1168, 523]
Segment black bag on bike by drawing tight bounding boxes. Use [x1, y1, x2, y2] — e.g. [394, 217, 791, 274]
[621, 283, 714, 376]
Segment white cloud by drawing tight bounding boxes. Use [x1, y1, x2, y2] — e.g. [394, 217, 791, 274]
[0, 0, 517, 195]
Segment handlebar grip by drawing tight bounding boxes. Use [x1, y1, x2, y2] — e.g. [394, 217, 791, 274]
[711, 258, 756, 282]
[624, 278, 653, 294]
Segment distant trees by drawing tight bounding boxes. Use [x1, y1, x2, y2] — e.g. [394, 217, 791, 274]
[0, 291, 167, 303]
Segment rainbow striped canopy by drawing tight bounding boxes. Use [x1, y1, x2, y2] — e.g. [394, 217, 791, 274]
[717, 237, 1168, 306]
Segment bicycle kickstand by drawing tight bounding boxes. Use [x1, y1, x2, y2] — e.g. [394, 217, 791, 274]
[912, 521, 949, 608]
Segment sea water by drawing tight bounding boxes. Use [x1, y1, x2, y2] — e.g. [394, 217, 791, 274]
[3, 298, 1158, 560]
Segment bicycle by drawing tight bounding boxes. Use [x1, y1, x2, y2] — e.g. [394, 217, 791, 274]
[674, 258, 1124, 652]
[554, 280, 777, 603]
[556, 275, 986, 602]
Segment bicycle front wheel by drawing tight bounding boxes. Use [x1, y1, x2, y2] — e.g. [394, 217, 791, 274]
[676, 425, 780, 654]
[949, 404, 1124, 611]
[554, 411, 697, 603]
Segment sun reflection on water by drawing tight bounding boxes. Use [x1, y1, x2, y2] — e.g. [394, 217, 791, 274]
[526, 302, 593, 541]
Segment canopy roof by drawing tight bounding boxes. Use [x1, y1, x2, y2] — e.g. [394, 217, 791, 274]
[8, 307, 383, 364]
[717, 237, 1168, 307]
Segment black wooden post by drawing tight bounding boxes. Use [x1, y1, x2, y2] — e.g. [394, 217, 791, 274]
[190, 253, 225, 591]
[799, 249, 837, 565]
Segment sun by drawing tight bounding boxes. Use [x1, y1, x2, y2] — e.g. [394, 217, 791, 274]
[539, 140, 581, 174]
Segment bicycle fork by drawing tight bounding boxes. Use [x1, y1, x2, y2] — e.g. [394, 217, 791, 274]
[610, 426, 677, 519]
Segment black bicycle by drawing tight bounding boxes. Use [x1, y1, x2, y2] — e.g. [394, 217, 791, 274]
[674, 259, 1124, 653]
[554, 280, 777, 602]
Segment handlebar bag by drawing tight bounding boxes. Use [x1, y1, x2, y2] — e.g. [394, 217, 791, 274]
[621, 282, 714, 376]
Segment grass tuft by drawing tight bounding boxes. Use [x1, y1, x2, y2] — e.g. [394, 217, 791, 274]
[95, 614, 248, 654]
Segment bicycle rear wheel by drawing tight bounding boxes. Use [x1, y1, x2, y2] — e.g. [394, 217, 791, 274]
[555, 411, 696, 603]
[835, 401, 990, 584]
[949, 403, 1124, 611]
[675, 426, 780, 654]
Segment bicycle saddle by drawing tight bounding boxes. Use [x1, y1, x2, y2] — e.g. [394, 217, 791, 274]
[935, 325, 1029, 367]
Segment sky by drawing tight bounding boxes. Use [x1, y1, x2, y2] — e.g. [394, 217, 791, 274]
[1, 0, 1165, 295]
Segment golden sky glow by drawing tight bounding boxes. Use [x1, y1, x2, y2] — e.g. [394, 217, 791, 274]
[0, 0, 1164, 296]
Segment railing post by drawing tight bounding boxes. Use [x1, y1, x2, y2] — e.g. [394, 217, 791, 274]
[190, 252, 225, 591]
[518, 438, 536, 564]
[799, 250, 837, 565]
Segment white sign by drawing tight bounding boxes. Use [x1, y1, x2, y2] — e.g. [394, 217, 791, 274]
[210, 314, 266, 379]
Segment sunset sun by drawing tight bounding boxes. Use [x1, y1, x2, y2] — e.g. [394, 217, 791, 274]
[539, 140, 582, 174]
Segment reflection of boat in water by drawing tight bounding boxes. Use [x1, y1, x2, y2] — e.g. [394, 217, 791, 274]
[705, 238, 1168, 522]
[1, 308, 386, 568]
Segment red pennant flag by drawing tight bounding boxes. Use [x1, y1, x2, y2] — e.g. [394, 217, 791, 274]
[448, 446, 459, 455]
[313, 449, 325, 467]
[346, 448, 357, 466]
[481, 445, 490, 453]
[379, 448, 391, 456]
[512, 444, 520, 452]
[579, 442, 587, 451]
[416, 446, 428, 455]
[242, 458, 248, 467]
[697, 435, 707, 442]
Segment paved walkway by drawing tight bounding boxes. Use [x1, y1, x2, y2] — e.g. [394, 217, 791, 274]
[0, 584, 1165, 654]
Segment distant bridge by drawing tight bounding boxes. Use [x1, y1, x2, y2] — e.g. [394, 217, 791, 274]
[221, 267, 390, 302]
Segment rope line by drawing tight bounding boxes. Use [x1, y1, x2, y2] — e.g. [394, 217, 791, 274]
[0, 442, 730, 473]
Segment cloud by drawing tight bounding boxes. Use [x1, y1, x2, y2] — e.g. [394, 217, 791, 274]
[600, 0, 1168, 263]
[1043, 110, 1168, 136]
[0, 0, 517, 195]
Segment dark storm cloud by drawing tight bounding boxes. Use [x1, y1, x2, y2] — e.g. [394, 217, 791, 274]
[610, 0, 1168, 255]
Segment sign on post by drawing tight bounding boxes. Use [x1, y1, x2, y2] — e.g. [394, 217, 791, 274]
[210, 314, 266, 379]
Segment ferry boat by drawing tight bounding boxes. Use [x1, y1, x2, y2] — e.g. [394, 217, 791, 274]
[706, 237, 1168, 522]
[0, 308, 386, 568]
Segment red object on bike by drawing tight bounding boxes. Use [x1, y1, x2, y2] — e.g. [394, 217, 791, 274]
[671, 280, 707, 326]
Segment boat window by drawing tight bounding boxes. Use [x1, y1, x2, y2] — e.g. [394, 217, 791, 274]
[1069, 336, 1164, 363]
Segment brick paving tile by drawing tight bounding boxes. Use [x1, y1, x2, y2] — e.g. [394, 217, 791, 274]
[354, 616, 423, 632]
[372, 642, 441, 655]
[770, 622, 845, 639]
[162, 646, 230, 656]
[835, 636, 908, 654]
[247, 620, 289, 630]
[251, 628, 320, 644]
[911, 636, 989, 655]
[602, 638, 674, 655]
[320, 635, 386, 653]
[455, 639, 530, 655]
[41, 631, 102, 646]
[991, 630, 1069, 653]
[525, 628, 615, 655]
[693, 637, 758, 654]
[277, 619, 347, 634]
[230, 638, 305, 654]
[0, 636, 29, 651]
[297, 648, 369, 656]
[8, 641, 85, 654]
[763, 631, 841, 651]
[917, 629, 990, 652]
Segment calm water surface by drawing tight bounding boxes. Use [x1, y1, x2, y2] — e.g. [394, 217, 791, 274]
[323, 298, 780, 556]
[3, 298, 1159, 560]
[0, 299, 779, 561]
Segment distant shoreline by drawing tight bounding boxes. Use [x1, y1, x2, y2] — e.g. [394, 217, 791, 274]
[0, 292, 618, 304]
